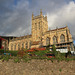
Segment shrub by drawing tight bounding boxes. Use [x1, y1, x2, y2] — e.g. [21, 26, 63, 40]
[14, 57, 21, 63]
[6, 50, 18, 56]
[57, 57, 62, 62]
[67, 51, 71, 57]
[0, 49, 18, 56]
[56, 51, 61, 58]
[0, 49, 4, 54]
[2, 55, 10, 61]
[47, 57, 54, 63]
[17, 50, 25, 58]
[52, 45, 57, 56]
[73, 57, 75, 60]
[22, 54, 31, 62]
[55, 52, 66, 62]
[0, 55, 3, 59]
[38, 56, 47, 60]
[46, 44, 50, 50]
[33, 50, 49, 57]
[59, 68, 62, 72]
[47, 57, 51, 60]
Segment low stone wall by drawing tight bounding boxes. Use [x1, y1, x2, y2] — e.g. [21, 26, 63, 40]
[0, 59, 75, 75]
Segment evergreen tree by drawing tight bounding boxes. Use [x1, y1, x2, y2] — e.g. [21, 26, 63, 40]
[52, 45, 56, 56]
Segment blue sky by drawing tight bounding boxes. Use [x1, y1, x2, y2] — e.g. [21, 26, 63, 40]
[0, 0, 75, 43]
[73, 40, 75, 45]
[14, 0, 18, 5]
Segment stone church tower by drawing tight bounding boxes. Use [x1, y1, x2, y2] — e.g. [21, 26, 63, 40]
[32, 10, 48, 42]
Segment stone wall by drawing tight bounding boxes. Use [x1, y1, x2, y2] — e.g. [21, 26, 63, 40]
[0, 59, 75, 75]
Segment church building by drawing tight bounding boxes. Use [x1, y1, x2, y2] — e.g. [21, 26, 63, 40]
[9, 10, 74, 51]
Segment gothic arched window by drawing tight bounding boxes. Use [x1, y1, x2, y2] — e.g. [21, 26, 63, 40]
[46, 37, 50, 45]
[25, 42, 28, 49]
[35, 23, 37, 30]
[14, 44, 16, 50]
[53, 36, 57, 44]
[11, 44, 13, 50]
[22, 43, 24, 48]
[18, 43, 20, 50]
[60, 34, 65, 43]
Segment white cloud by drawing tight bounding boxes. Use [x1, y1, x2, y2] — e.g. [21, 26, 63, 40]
[0, 0, 75, 40]
[47, 1, 75, 39]
[0, 0, 31, 36]
[47, 1, 75, 27]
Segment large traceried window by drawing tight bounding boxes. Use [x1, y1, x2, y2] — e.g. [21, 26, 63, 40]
[46, 37, 50, 45]
[18, 43, 20, 50]
[25, 42, 28, 49]
[14, 44, 16, 50]
[53, 36, 57, 44]
[60, 34, 65, 43]
[35, 23, 37, 30]
[22, 43, 24, 48]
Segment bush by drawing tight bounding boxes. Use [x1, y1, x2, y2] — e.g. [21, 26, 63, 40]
[0, 49, 18, 56]
[46, 44, 50, 50]
[56, 51, 61, 58]
[55, 52, 66, 62]
[52, 45, 57, 56]
[1, 55, 10, 61]
[17, 50, 25, 58]
[38, 56, 47, 60]
[6, 50, 18, 56]
[46, 57, 55, 63]
[22, 54, 31, 62]
[0, 55, 3, 59]
[33, 50, 50, 57]
[59, 68, 62, 72]
[14, 57, 21, 63]
[0, 49, 4, 55]
[57, 57, 62, 62]
[73, 57, 75, 60]
[67, 51, 71, 57]
[65, 58, 70, 62]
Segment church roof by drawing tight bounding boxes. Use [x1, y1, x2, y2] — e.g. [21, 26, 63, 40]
[11, 34, 32, 41]
[46, 26, 67, 32]
[14, 34, 32, 39]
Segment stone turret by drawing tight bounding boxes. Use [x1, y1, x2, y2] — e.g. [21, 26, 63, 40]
[32, 12, 34, 19]
[40, 9, 43, 16]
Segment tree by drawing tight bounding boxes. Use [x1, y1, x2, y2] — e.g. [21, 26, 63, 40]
[52, 45, 56, 56]
[46, 44, 50, 50]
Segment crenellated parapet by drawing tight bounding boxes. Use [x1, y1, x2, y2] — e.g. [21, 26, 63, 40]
[32, 10, 47, 21]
